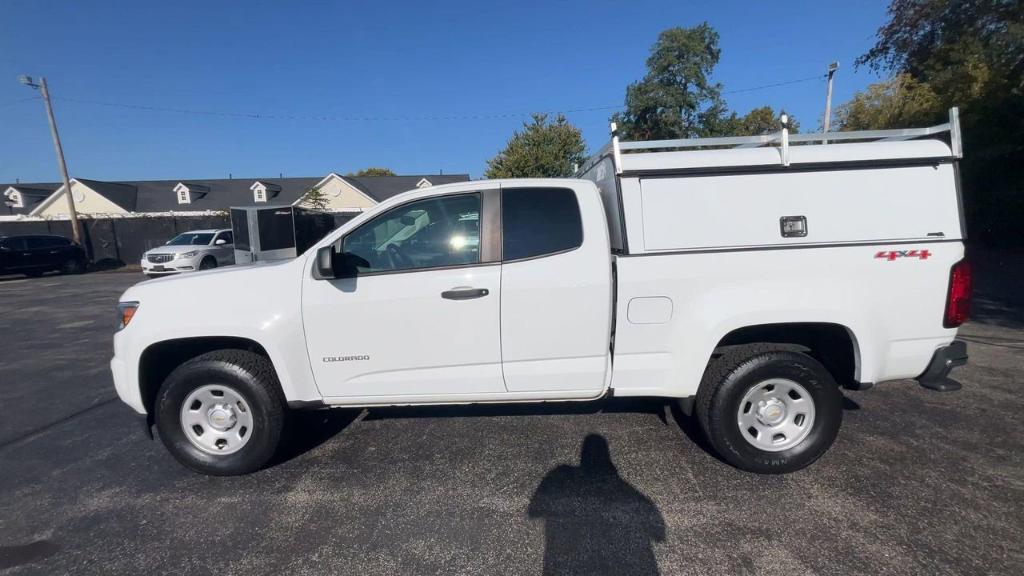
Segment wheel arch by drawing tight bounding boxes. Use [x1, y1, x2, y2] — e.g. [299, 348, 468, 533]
[138, 336, 279, 420]
[710, 322, 862, 388]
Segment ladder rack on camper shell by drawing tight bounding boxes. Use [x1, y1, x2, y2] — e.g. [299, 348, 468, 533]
[578, 107, 963, 177]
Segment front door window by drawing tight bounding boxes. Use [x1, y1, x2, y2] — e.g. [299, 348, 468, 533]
[342, 193, 480, 274]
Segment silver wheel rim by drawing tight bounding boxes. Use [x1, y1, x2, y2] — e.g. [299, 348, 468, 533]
[737, 378, 816, 452]
[180, 384, 254, 455]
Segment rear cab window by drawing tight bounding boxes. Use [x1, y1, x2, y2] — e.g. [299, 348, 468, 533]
[502, 188, 583, 260]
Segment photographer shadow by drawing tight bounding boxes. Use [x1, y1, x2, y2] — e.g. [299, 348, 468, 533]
[529, 434, 665, 576]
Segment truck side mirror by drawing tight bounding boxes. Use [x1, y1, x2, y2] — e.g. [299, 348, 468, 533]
[215, 238, 227, 245]
[335, 251, 369, 279]
[314, 246, 368, 280]
[314, 246, 335, 279]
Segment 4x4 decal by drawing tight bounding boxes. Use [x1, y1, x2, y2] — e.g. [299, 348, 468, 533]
[875, 249, 931, 261]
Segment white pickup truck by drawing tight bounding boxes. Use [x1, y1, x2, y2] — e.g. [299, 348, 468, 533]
[111, 110, 972, 476]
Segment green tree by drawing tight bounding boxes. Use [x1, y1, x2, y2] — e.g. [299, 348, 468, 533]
[719, 106, 801, 136]
[611, 23, 728, 140]
[485, 113, 586, 179]
[347, 167, 396, 177]
[833, 74, 942, 130]
[857, 0, 1022, 103]
[300, 184, 330, 211]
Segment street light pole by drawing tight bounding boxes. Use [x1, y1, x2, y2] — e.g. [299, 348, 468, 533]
[19, 75, 83, 245]
[822, 62, 839, 144]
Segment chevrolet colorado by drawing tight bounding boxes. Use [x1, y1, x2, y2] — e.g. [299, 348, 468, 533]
[111, 111, 971, 475]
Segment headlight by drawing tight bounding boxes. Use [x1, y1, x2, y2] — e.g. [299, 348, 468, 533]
[179, 250, 200, 258]
[117, 301, 139, 331]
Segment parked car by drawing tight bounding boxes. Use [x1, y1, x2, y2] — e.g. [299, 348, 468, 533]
[0, 234, 87, 277]
[141, 229, 234, 277]
[112, 111, 971, 476]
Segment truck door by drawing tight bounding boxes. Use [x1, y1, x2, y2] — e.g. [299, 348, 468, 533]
[302, 189, 505, 398]
[499, 185, 613, 393]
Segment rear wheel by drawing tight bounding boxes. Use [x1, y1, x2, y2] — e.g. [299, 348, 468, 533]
[695, 344, 843, 474]
[155, 350, 286, 476]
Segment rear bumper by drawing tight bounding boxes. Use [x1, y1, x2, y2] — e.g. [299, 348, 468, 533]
[916, 340, 968, 391]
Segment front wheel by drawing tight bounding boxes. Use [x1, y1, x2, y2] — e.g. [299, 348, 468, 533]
[155, 350, 286, 475]
[695, 345, 843, 474]
[199, 256, 217, 270]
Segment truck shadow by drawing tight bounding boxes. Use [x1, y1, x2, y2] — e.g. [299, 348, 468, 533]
[273, 398, 670, 466]
[271, 408, 362, 466]
[275, 394, 862, 467]
[361, 396, 669, 423]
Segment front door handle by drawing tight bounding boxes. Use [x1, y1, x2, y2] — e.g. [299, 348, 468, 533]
[441, 287, 489, 300]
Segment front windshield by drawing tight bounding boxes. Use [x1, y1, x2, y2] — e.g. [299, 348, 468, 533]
[166, 233, 214, 246]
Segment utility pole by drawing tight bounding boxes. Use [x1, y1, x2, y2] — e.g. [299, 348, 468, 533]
[822, 62, 839, 144]
[19, 75, 83, 245]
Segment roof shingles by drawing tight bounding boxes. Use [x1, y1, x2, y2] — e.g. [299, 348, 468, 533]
[0, 174, 470, 215]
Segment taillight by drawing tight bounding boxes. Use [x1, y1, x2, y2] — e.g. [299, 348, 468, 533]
[944, 259, 972, 328]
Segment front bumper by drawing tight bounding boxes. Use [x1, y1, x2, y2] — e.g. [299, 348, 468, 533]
[140, 257, 199, 275]
[916, 340, 968, 391]
[111, 331, 146, 414]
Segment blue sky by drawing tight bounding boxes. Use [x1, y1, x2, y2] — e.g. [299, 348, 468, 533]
[1, 0, 891, 183]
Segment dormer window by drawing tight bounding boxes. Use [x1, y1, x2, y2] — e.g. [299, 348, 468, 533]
[3, 188, 23, 208]
[416, 178, 432, 189]
[250, 181, 281, 203]
[173, 182, 208, 205]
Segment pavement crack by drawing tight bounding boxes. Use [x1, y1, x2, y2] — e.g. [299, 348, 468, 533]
[0, 397, 119, 451]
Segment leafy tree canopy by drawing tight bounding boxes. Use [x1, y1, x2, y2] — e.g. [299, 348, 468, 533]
[719, 106, 801, 136]
[833, 74, 942, 130]
[858, 0, 1023, 98]
[485, 113, 586, 179]
[347, 167, 396, 177]
[612, 23, 728, 140]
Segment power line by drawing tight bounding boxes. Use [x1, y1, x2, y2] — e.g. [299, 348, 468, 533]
[723, 74, 826, 95]
[0, 96, 40, 108]
[47, 73, 827, 122]
[50, 96, 621, 122]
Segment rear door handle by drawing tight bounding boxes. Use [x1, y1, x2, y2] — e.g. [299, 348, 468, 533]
[441, 287, 489, 300]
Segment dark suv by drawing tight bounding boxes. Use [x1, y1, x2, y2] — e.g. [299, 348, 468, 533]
[0, 234, 88, 277]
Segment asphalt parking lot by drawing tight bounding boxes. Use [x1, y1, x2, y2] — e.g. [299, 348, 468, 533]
[1, 253, 1023, 576]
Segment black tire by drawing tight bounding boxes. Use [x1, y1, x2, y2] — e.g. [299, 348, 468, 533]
[199, 256, 217, 270]
[60, 258, 84, 275]
[695, 344, 843, 474]
[25, 269, 44, 278]
[155, 350, 286, 476]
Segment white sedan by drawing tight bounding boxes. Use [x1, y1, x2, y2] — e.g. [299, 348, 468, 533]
[141, 229, 235, 277]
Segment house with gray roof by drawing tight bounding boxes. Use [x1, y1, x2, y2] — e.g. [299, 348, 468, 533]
[3, 183, 61, 215]
[1, 173, 469, 218]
